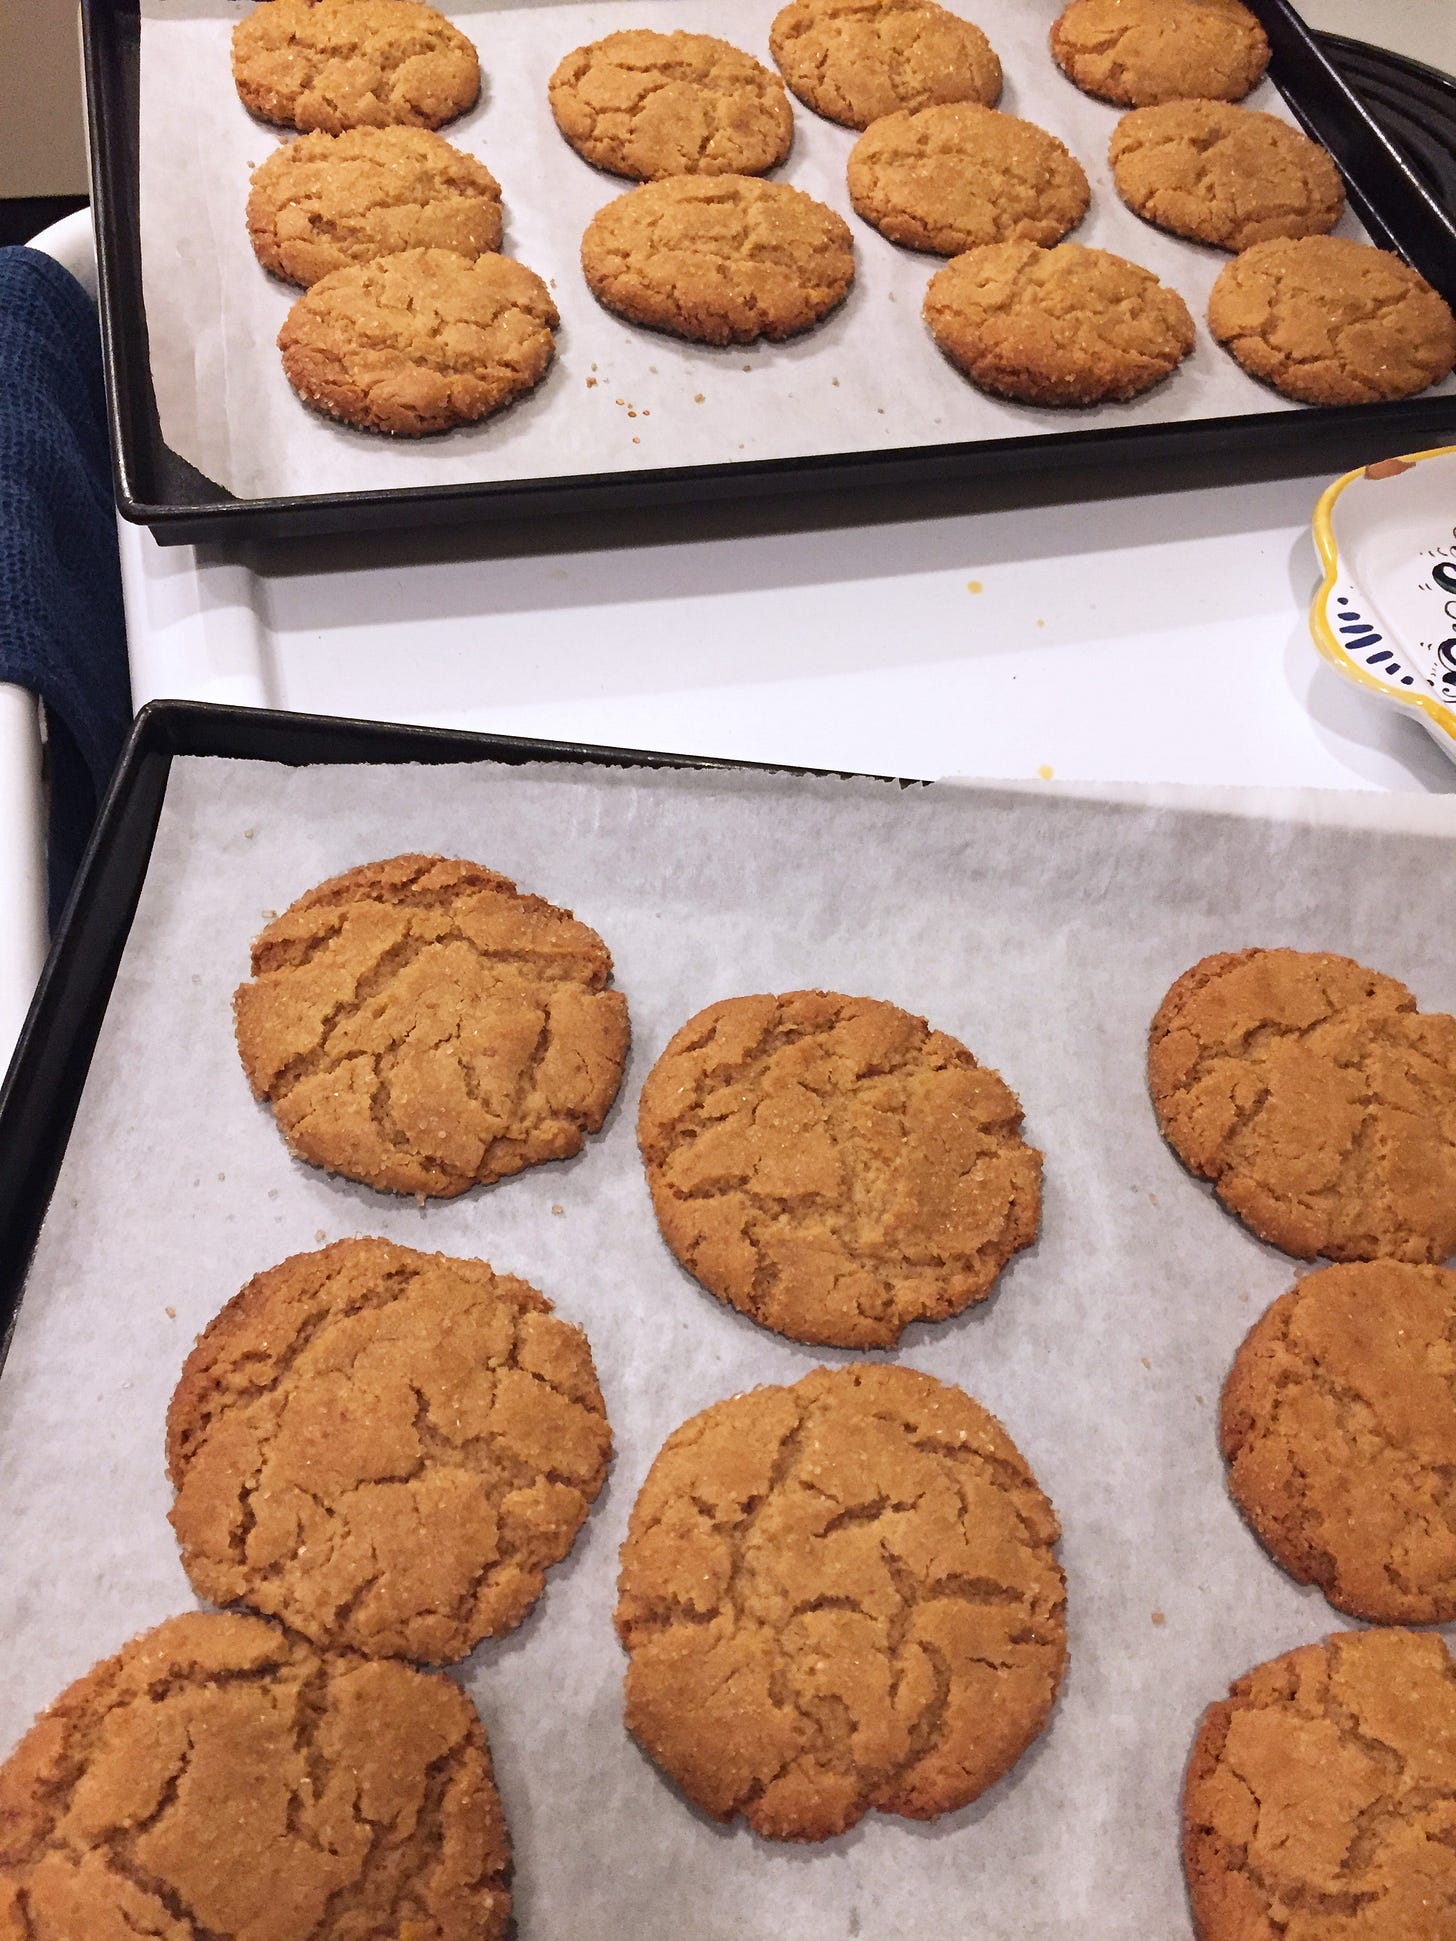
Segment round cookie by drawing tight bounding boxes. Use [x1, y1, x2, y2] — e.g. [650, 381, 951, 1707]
[1221, 1262, 1456, 1624]
[248, 127, 503, 288]
[848, 103, 1089, 256]
[232, 0, 480, 135]
[168, 1239, 612, 1663]
[233, 853, 628, 1194]
[636, 990, 1040, 1348]
[0, 1612, 512, 1940]
[1183, 1629, 1456, 1941]
[1110, 101, 1344, 252]
[548, 31, 794, 180]
[581, 176, 854, 346]
[1050, 0, 1269, 107]
[616, 1363, 1067, 1841]
[279, 248, 558, 436]
[1208, 235, 1456, 405]
[924, 240, 1195, 405]
[769, 0, 1002, 130]
[1148, 948, 1456, 1261]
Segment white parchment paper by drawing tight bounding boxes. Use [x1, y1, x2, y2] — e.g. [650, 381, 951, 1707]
[3, 757, 1456, 1937]
[136, 0, 1443, 502]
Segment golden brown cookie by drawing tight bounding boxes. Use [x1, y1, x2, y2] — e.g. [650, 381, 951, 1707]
[1182, 1629, 1456, 1941]
[1050, 0, 1269, 107]
[1221, 1262, 1456, 1624]
[167, 1239, 612, 1664]
[581, 176, 854, 345]
[924, 240, 1194, 404]
[1208, 235, 1456, 404]
[769, 0, 1002, 129]
[1148, 948, 1456, 1261]
[247, 127, 502, 289]
[616, 1364, 1067, 1841]
[1110, 101, 1344, 252]
[637, 990, 1040, 1348]
[279, 247, 558, 436]
[548, 30, 794, 180]
[848, 103, 1089, 255]
[233, 853, 628, 1194]
[0, 1612, 511, 1940]
[232, 0, 480, 135]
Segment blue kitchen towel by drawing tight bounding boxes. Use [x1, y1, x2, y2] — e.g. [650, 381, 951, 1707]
[0, 245, 131, 930]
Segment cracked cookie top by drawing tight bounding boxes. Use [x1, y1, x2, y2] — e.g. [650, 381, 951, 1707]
[769, 0, 1002, 130]
[637, 990, 1041, 1348]
[924, 240, 1195, 405]
[1050, 0, 1269, 107]
[848, 102, 1089, 256]
[1110, 101, 1344, 253]
[0, 1611, 511, 1940]
[1207, 236, 1456, 405]
[1221, 1262, 1456, 1625]
[247, 127, 504, 290]
[1182, 1629, 1456, 1941]
[278, 249, 560, 436]
[167, 1239, 612, 1664]
[615, 1363, 1067, 1841]
[232, 0, 481, 135]
[580, 176, 854, 345]
[233, 853, 626, 1191]
[1148, 949, 1456, 1261]
[548, 30, 794, 180]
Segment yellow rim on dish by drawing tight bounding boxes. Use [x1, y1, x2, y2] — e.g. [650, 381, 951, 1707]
[1309, 443, 1456, 746]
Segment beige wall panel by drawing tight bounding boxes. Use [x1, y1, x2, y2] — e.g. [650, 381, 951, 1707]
[0, 0, 88, 199]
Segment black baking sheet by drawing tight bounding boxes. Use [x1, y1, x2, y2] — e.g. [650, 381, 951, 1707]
[83, 1, 1456, 544]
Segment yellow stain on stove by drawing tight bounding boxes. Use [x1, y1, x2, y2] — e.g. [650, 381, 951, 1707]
[1037, 764, 1054, 781]
[966, 579, 983, 594]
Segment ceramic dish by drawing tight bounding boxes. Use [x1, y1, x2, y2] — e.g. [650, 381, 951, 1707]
[1310, 443, 1456, 759]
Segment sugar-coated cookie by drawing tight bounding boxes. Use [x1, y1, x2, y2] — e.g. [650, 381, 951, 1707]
[232, 0, 480, 134]
[637, 990, 1040, 1346]
[549, 30, 793, 179]
[1051, 0, 1269, 107]
[1149, 947, 1456, 1257]
[925, 240, 1194, 404]
[616, 1364, 1067, 1840]
[1208, 235, 1456, 403]
[581, 176, 854, 345]
[168, 1239, 612, 1663]
[0, 1612, 512, 1939]
[770, 0, 1001, 130]
[248, 127, 503, 287]
[234, 853, 627, 1190]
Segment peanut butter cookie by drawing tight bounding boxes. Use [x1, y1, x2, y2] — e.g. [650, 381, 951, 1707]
[279, 248, 558, 435]
[1148, 949, 1456, 1260]
[769, 0, 1002, 129]
[1221, 1262, 1456, 1624]
[1110, 101, 1344, 252]
[848, 102, 1089, 255]
[924, 240, 1194, 404]
[232, 0, 480, 135]
[637, 990, 1040, 1348]
[1183, 1629, 1456, 1941]
[581, 176, 854, 345]
[168, 1239, 612, 1664]
[1208, 235, 1456, 404]
[1050, 0, 1269, 107]
[616, 1364, 1067, 1841]
[233, 853, 628, 1194]
[548, 30, 794, 180]
[0, 1612, 511, 1940]
[248, 127, 503, 289]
